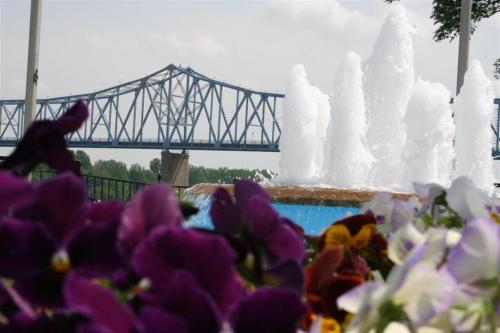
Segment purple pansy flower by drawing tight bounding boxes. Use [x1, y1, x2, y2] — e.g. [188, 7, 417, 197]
[210, 180, 305, 263]
[210, 180, 305, 291]
[0, 311, 88, 333]
[0, 172, 34, 216]
[132, 226, 244, 317]
[0, 100, 88, 177]
[231, 288, 305, 333]
[117, 184, 182, 260]
[63, 273, 136, 333]
[445, 217, 499, 290]
[0, 173, 124, 306]
[138, 271, 222, 333]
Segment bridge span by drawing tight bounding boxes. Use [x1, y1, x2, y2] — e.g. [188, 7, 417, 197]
[0, 66, 499, 158]
[0, 65, 284, 152]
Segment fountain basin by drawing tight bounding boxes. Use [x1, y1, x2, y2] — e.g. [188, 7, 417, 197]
[185, 183, 414, 234]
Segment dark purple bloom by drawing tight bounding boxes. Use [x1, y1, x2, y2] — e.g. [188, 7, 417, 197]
[138, 271, 222, 333]
[0, 171, 34, 216]
[264, 259, 304, 291]
[0, 173, 124, 306]
[210, 187, 241, 235]
[0, 100, 88, 177]
[0, 311, 88, 333]
[64, 273, 136, 333]
[249, 196, 305, 262]
[210, 180, 305, 263]
[0, 217, 55, 281]
[139, 306, 189, 333]
[231, 288, 305, 333]
[132, 226, 243, 316]
[118, 184, 182, 259]
[14, 172, 88, 242]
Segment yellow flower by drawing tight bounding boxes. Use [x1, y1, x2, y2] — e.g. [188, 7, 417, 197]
[308, 314, 342, 333]
[491, 211, 500, 224]
[322, 223, 376, 251]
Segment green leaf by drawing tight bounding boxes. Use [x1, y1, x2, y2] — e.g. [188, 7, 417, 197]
[375, 300, 406, 333]
[475, 278, 499, 288]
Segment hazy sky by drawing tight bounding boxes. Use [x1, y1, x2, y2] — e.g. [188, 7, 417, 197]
[1, 0, 499, 171]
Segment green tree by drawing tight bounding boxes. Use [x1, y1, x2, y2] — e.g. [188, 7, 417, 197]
[386, 0, 500, 76]
[93, 160, 129, 179]
[74, 150, 92, 173]
[129, 163, 156, 183]
[149, 158, 161, 174]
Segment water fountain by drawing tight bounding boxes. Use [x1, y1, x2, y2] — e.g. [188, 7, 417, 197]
[402, 79, 455, 189]
[279, 5, 495, 195]
[277, 64, 330, 185]
[323, 52, 373, 189]
[453, 60, 495, 194]
[187, 5, 497, 233]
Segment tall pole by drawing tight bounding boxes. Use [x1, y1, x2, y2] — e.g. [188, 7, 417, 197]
[456, 0, 472, 96]
[23, 0, 42, 133]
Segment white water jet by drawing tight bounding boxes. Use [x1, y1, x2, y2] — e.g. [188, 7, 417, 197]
[278, 64, 330, 184]
[311, 86, 331, 179]
[324, 52, 373, 188]
[402, 79, 455, 189]
[364, 6, 415, 189]
[453, 60, 495, 194]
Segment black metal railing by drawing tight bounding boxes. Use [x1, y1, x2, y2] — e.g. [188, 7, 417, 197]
[32, 169, 149, 201]
[31, 170, 187, 201]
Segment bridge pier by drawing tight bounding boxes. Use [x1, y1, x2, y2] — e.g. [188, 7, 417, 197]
[160, 150, 189, 187]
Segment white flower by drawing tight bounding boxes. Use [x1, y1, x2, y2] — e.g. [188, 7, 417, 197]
[338, 246, 457, 333]
[446, 177, 492, 221]
[362, 192, 420, 233]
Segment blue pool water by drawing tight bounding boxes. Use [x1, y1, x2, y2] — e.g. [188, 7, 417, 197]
[186, 197, 360, 235]
[273, 203, 360, 234]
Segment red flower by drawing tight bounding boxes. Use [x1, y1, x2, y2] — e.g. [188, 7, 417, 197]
[304, 246, 367, 323]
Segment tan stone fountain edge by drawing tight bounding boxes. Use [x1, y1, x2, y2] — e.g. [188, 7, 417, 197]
[186, 183, 415, 207]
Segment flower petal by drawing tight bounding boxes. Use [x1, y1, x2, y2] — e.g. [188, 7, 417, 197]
[132, 226, 243, 315]
[264, 224, 306, 262]
[118, 184, 182, 259]
[66, 200, 124, 276]
[446, 177, 490, 221]
[446, 217, 500, 284]
[388, 223, 425, 265]
[264, 259, 304, 291]
[64, 273, 136, 333]
[393, 263, 456, 325]
[0, 121, 80, 176]
[210, 187, 242, 235]
[0, 171, 34, 216]
[15, 172, 87, 243]
[248, 196, 281, 238]
[0, 218, 55, 280]
[234, 179, 271, 221]
[139, 306, 189, 333]
[54, 100, 89, 134]
[149, 271, 222, 333]
[231, 288, 305, 333]
[305, 246, 344, 295]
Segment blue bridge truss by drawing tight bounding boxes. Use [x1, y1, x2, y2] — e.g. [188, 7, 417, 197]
[0, 65, 499, 157]
[0, 65, 284, 152]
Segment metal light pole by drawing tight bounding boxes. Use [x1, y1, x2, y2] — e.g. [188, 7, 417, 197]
[23, 0, 42, 133]
[456, 0, 472, 96]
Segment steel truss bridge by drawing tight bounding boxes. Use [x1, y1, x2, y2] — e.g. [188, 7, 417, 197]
[0, 65, 284, 152]
[0, 65, 499, 157]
